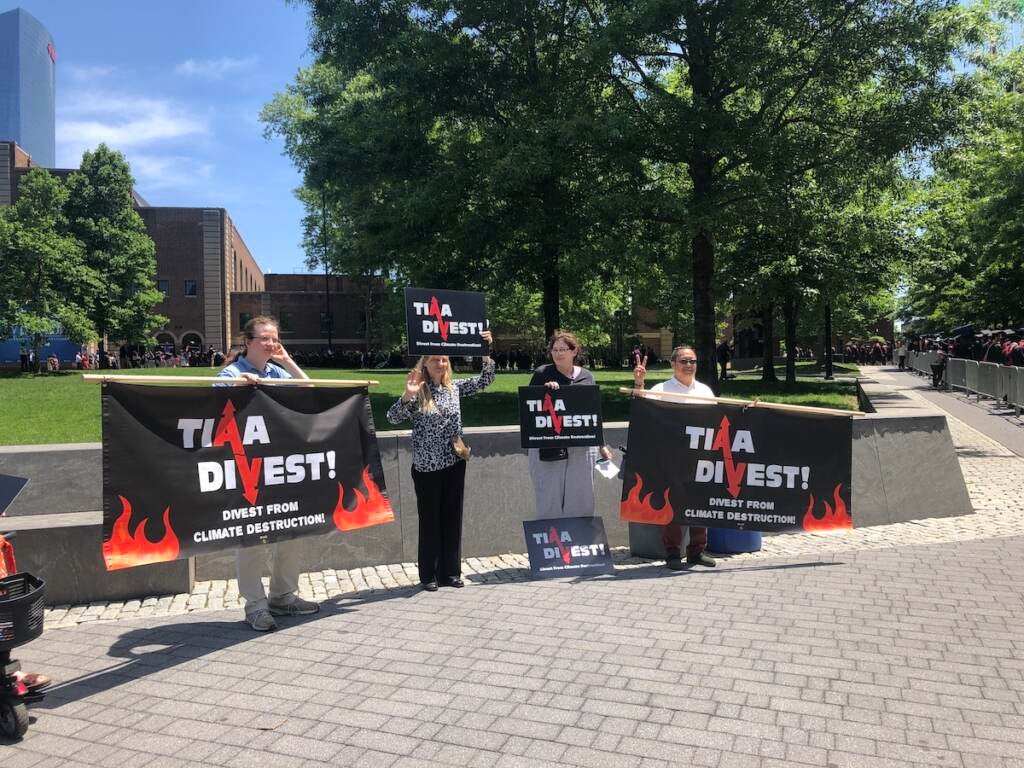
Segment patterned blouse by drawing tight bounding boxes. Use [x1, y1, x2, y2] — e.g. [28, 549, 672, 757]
[386, 359, 496, 472]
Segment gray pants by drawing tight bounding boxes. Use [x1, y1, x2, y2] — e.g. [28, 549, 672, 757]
[236, 539, 303, 613]
[528, 447, 597, 519]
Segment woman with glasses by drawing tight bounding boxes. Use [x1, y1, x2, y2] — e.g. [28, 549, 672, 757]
[528, 330, 612, 519]
[633, 345, 717, 570]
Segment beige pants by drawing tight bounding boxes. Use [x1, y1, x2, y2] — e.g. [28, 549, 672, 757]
[528, 446, 597, 519]
[236, 539, 303, 613]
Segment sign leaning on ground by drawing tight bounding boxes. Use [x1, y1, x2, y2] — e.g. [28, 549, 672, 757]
[100, 383, 394, 571]
[523, 516, 615, 578]
[620, 395, 853, 533]
[518, 385, 604, 449]
[404, 287, 489, 356]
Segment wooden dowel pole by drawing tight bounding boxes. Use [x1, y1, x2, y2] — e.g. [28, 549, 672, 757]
[618, 387, 863, 417]
[81, 374, 379, 387]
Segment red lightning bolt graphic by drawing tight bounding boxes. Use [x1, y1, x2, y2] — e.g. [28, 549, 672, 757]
[212, 400, 262, 504]
[549, 526, 571, 564]
[542, 392, 563, 434]
[428, 296, 450, 341]
[710, 415, 746, 499]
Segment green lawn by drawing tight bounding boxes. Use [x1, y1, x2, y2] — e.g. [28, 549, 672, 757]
[0, 366, 858, 446]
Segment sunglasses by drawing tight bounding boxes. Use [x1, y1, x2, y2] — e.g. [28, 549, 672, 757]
[675, 358, 697, 365]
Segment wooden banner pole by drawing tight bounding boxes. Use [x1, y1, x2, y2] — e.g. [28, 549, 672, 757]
[81, 374, 379, 387]
[618, 387, 864, 417]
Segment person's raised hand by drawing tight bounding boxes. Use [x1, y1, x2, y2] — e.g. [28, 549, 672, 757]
[632, 354, 648, 388]
[403, 369, 424, 402]
[544, 381, 560, 390]
[481, 329, 493, 346]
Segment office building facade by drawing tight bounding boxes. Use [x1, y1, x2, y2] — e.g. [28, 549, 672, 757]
[0, 8, 56, 168]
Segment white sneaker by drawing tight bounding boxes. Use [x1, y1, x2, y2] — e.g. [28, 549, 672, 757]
[245, 608, 277, 632]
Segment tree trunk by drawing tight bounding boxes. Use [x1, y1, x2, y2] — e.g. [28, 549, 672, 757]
[691, 226, 717, 393]
[761, 302, 778, 383]
[541, 243, 560, 339]
[783, 293, 799, 386]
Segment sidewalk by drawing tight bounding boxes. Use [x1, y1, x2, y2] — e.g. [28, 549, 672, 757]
[5, 375, 1024, 767]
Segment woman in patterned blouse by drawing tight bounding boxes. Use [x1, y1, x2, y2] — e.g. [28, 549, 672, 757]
[386, 330, 495, 591]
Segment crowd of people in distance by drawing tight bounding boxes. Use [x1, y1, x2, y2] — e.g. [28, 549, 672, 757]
[913, 329, 1024, 367]
[841, 340, 894, 366]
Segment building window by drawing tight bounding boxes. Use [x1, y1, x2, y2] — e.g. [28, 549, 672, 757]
[184, 279, 197, 297]
[157, 279, 169, 297]
[279, 310, 295, 332]
[239, 312, 252, 331]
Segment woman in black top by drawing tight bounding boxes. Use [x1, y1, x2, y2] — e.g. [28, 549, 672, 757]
[528, 330, 611, 519]
[386, 331, 495, 590]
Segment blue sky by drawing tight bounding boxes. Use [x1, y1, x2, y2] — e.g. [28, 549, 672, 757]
[7, 1, 316, 274]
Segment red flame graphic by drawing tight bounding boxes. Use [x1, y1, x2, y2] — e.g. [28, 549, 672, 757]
[103, 496, 180, 571]
[802, 484, 853, 531]
[549, 526, 571, 564]
[542, 393, 563, 434]
[428, 296, 450, 341]
[619, 473, 673, 525]
[333, 467, 396, 531]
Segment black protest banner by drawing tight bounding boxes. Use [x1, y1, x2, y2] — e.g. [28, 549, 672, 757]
[523, 516, 614, 578]
[518, 385, 604, 449]
[101, 383, 394, 571]
[405, 287, 488, 356]
[620, 396, 852, 532]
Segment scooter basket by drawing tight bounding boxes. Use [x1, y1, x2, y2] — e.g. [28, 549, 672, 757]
[0, 573, 45, 651]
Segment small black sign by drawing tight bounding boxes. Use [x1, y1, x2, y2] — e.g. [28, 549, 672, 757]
[0, 474, 29, 517]
[518, 385, 604, 449]
[523, 516, 614, 578]
[405, 287, 488, 356]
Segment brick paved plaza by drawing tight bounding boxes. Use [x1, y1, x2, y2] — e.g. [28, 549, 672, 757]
[4, 368, 1024, 767]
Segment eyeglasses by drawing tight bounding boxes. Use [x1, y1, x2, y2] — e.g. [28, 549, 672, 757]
[551, 347, 574, 353]
[675, 358, 697, 365]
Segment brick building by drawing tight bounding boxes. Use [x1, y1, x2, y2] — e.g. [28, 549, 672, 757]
[1, 141, 381, 356]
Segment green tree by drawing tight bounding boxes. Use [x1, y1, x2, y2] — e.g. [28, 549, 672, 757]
[64, 144, 165, 351]
[263, 1, 648, 339]
[603, 0, 980, 386]
[0, 169, 95, 370]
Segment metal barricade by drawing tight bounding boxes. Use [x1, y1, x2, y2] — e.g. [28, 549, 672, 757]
[976, 362, 1000, 399]
[998, 365, 1014, 403]
[946, 358, 967, 391]
[965, 360, 979, 394]
[1012, 366, 1024, 415]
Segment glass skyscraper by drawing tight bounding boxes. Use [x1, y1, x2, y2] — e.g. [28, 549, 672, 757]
[0, 8, 56, 168]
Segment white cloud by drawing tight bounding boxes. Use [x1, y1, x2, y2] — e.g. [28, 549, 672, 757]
[174, 56, 258, 79]
[67, 65, 116, 82]
[56, 89, 211, 193]
[128, 154, 215, 191]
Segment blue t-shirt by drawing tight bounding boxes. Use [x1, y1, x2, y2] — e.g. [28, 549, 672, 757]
[217, 356, 292, 381]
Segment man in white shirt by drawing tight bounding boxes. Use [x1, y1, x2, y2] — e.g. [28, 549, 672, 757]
[633, 345, 717, 570]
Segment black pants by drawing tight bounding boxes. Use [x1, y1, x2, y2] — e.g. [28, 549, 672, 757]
[898, 355, 906, 370]
[930, 363, 945, 388]
[411, 460, 466, 584]
[719, 361, 728, 382]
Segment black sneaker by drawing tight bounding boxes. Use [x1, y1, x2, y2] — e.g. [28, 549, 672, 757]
[687, 552, 716, 567]
[665, 556, 685, 571]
